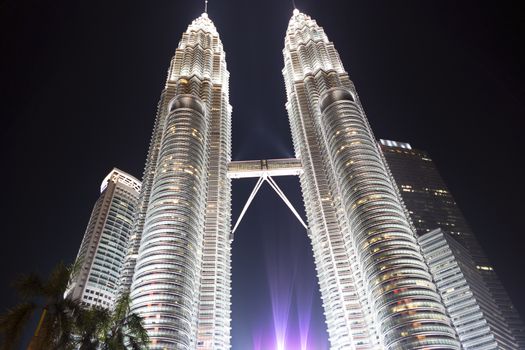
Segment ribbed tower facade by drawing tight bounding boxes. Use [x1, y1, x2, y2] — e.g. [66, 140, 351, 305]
[124, 13, 232, 349]
[283, 10, 459, 349]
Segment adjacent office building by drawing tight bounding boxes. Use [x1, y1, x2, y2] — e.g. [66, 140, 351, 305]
[380, 139, 525, 348]
[66, 168, 141, 308]
[419, 229, 517, 349]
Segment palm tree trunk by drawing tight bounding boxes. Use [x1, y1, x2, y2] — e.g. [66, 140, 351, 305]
[26, 308, 47, 350]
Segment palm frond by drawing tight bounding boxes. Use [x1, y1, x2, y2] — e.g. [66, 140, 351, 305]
[65, 259, 83, 292]
[112, 293, 131, 323]
[90, 293, 149, 350]
[45, 262, 72, 298]
[12, 273, 45, 300]
[68, 259, 83, 279]
[125, 313, 149, 345]
[0, 302, 36, 350]
[54, 306, 75, 349]
[75, 306, 110, 348]
[126, 337, 145, 350]
[63, 297, 82, 316]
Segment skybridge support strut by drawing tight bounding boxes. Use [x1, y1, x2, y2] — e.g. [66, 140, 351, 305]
[231, 176, 265, 235]
[266, 176, 308, 230]
[231, 173, 308, 235]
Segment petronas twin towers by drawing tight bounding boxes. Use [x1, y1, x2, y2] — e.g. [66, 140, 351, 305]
[118, 9, 462, 349]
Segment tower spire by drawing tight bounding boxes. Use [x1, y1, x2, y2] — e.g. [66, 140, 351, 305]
[205, 0, 208, 13]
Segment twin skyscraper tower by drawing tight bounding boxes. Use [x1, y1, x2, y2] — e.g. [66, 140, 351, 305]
[118, 10, 457, 349]
[71, 9, 521, 350]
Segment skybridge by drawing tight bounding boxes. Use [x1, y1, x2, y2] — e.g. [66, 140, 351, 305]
[227, 158, 303, 179]
[227, 158, 307, 234]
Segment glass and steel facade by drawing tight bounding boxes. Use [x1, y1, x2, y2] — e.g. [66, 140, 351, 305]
[283, 10, 459, 349]
[121, 13, 232, 350]
[419, 229, 518, 349]
[67, 168, 141, 308]
[380, 139, 525, 348]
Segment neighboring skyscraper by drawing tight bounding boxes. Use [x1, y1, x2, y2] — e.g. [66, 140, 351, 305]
[67, 168, 141, 308]
[282, 10, 458, 349]
[122, 13, 232, 349]
[380, 139, 525, 348]
[419, 229, 518, 349]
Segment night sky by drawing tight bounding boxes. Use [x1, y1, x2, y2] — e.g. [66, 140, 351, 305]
[1, 0, 524, 348]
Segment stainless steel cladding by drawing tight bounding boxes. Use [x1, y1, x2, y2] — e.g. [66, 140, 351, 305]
[283, 10, 459, 349]
[123, 13, 232, 350]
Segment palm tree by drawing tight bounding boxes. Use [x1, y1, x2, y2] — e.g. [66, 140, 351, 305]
[1, 263, 149, 350]
[73, 293, 149, 350]
[100, 293, 149, 350]
[0, 262, 80, 350]
[74, 306, 110, 350]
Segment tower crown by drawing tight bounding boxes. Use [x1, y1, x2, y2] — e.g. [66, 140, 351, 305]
[282, 10, 344, 88]
[187, 12, 218, 36]
[285, 10, 329, 51]
[167, 11, 228, 85]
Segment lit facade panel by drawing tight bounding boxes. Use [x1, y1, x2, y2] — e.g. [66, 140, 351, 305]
[124, 13, 232, 350]
[380, 139, 525, 348]
[419, 229, 518, 349]
[67, 168, 141, 309]
[283, 10, 459, 349]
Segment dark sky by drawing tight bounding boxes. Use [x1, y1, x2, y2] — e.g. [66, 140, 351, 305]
[1, 0, 524, 348]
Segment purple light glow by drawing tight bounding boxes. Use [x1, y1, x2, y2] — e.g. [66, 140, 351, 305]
[266, 239, 296, 350]
[260, 231, 326, 350]
[252, 330, 262, 350]
[296, 277, 314, 350]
